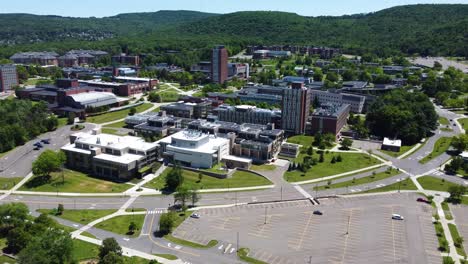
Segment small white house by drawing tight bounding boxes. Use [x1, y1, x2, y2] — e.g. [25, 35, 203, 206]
[381, 137, 402, 152]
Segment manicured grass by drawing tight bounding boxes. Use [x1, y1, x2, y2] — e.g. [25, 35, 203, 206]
[434, 220, 449, 252]
[440, 127, 453, 132]
[156, 89, 180, 102]
[417, 176, 464, 192]
[95, 214, 145, 237]
[19, 169, 132, 193]
[283, 152, 380, 182]
[201, 163, 227, 173]
[37, 209, 116, 224]
[154, 254, 178, 260]
[0, 255, 16, 264]
[101, 127, 128, 136]
[58, 117, 68, 128]
[86, 103, 153, 124]
[459, 118, 468, 131]
[439, 116, 450, 125]
[105, 120, 128, 128]
[286, 135, 314, 146]
[237, 248, 268, 264]
[0, 177, 22, 190]
[441, 201, 453, 220]
[379, 144, 416, 158]
[419, 137, 452, 164]
[448, 223, 467, 257]
[165, 234, 218, 249]
[250, 164, 276, 171]
[358, 178, 417, 193]
[313, 169, 400, 191]
[145, 168, 272, 191]
[72, 239, 100, 261]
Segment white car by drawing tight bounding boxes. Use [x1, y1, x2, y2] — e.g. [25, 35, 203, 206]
[190, 213, 200, 219]
[392, 214, 404, 220]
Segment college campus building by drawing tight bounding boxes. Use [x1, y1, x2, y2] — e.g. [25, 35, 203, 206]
[214, 105, 282, 127]
[211, 45, 228, 84]
[10, 52, 59, 66]
[310, 89, 366, 113]
[126, 111, 183, 137]
[309, 103, 350, 137]
[58, 50, 108, 67]
[79, 77, 158, 96]
[0, 65, 18, 92]
[381, 137, 402, 152]
[111, 53, 140, 66]
[281, 82, 311, 134]
[157, 130, 230, 169]
[61, 130, 158, 180]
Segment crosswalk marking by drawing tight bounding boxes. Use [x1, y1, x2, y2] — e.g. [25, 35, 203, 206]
[147, 209, 166, 215]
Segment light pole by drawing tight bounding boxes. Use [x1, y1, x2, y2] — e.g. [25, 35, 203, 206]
[280, 186, 283, 201]
[346, 215, 350, 235]
[237, 231, 239, 253]
[264, 207, 267, 225]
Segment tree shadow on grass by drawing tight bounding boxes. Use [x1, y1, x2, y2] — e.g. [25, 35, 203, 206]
[24, 175, 51, 188]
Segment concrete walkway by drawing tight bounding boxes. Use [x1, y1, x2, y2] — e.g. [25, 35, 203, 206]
[0, 172, 34, 200]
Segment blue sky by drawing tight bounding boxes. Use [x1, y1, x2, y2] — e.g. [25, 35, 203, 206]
[2, 0, 466, 17]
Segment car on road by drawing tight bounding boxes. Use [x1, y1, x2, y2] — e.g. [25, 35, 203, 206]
[313, 210, 323, 215]
[190, 213, 200, 219]
[33, 146, 40, 151]
[41, 139, 50, 144]
[453, 123, 457, 126]
[391, 214, 404, 220]
[417, 198, 429, 203]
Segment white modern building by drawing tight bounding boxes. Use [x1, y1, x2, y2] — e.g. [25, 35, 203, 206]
[157, 130, 230, 169]
[61, 130, 158, 180]
[381, 137, 402, 152]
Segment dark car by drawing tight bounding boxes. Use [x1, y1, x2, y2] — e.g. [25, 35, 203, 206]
[313, 210, 323, 215]
[417, 198, 429, 203]
[41, 139, 50, 144]
[33, 146, 40, 151]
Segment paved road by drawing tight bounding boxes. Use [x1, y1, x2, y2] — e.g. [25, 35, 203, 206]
[0, 123, 95, 178]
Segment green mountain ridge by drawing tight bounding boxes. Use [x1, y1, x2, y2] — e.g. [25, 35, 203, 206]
[0, 4, 467, 57]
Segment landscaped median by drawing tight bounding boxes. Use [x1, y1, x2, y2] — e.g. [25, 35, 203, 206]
[419, 137, 452, 164]
[95, 214, 146, 237]
[237, 248, 268, 264]
[416, 175, 462, 192]
[312, 168, 400, 191]
[282, 151, 382, 183]
[354, 178, 417, 194]
[37, 209, 117, 224]
[144, 168, 273, 191]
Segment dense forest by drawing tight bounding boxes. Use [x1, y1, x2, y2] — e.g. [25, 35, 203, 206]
[0, 100, 58, 153]
[0, 4, 466, 59]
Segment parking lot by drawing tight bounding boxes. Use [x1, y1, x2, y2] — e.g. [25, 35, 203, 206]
[450, 203, 468, 254]
[173, 193, 441, 264]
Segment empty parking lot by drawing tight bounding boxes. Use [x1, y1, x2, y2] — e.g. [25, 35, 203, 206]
[173, 193, 441, 264]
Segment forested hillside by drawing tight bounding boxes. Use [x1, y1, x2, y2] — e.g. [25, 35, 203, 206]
[0, 4, 466, 57]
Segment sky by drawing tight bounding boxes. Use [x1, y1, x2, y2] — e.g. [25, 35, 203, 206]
[1, 0, 466, 17]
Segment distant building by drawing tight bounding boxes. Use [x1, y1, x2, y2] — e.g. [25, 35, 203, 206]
[161, 100, 213, 120]
[228, 63, 250, 79]
[0, 65, 18, 92]
[310, 90, 366, 113]
[211, 45, 228, 84]
[62, 131, 158, 180]
[282, 76, 312, 85]
[79, 78, 157, 97]
[214, 105, 281, 127]
[10, 52, 59, 66]
[381, 138, 401, 152]
[310, 103, 350, 137]
[281, 82, 311, 134]
[157, 130, 230, 169]
[128, 111, 183, 137]
[111, 54, 140, 66]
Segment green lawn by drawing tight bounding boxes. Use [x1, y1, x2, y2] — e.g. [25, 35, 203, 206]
[434, 220, 449, 252]
[357, 178, 417, 193]
[417, 176, 464, 192]
[380, 144, 416, 158]
[313, 169, 400, 191]
[459, 118, 468, 131]
[286, 135, 315, 146]
[86, 103, 153, 124]
[0, 177, 22, 190]
[37, 209, 116, 224]
[95, 214, 145, 237]
[19, 169, 132, 193]
[448, 223, 467, 257]
[105, 120, 128, 128]
[58, 117, 68, 128]
[145, 169, 272, 191]
[102, 127, 128, 136]
[283, 152, 380, 182]
[419, 137, 452, 164]
[439, 116, 450, 125]
[441, 201, 453, 220]
[0, 255, 16, 264]
[158, 91, 180, 102]
[250, 164, 276, 171]
[72, 239, 100, 261]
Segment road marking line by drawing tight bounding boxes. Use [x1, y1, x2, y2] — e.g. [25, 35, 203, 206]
[341, 210, 353, 262]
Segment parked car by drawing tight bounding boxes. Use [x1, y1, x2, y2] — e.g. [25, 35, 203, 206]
[417, 198, 429, 203]
[190, 213, 200, 219]
[41, 139, 50, 144]
[313, 210, 323, 215]
[392, 214, 404, 220]
[33, 147, 40, 151]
